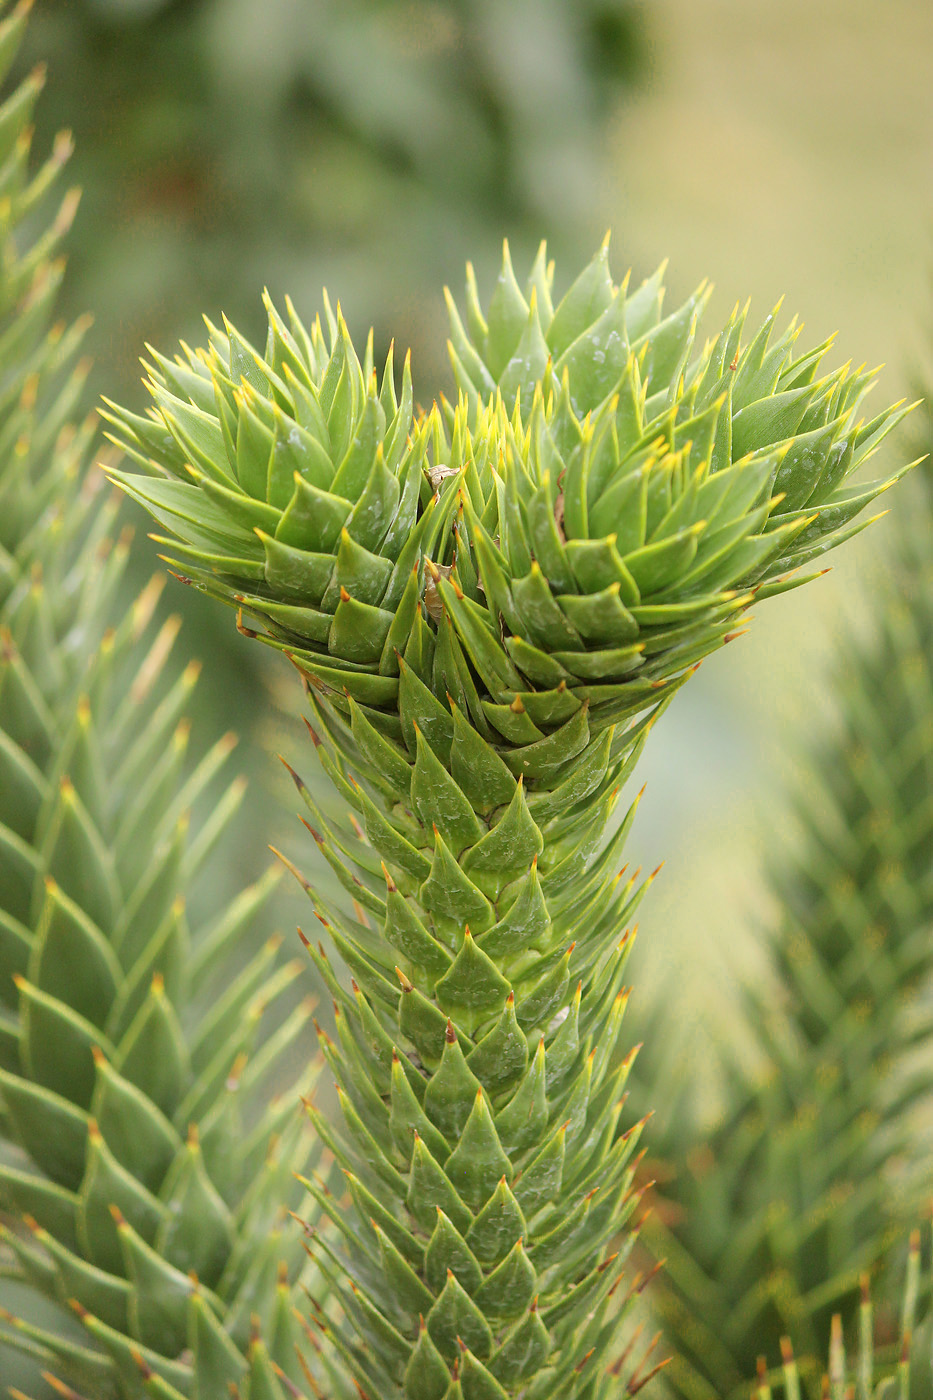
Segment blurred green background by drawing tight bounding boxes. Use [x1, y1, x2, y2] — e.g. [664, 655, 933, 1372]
[3, 0, 933, 1389]
[17, 0, 647, 397]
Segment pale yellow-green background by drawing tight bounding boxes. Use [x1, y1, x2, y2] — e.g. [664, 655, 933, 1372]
[600, 0, 933, 1091]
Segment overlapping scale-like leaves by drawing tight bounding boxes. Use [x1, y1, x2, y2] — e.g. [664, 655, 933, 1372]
[277, 681, 659, 1399]
[0, 8, 322, 1395]
[103, 243, 914, 1397]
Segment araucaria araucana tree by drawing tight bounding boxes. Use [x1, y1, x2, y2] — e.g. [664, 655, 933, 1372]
[103, 237, 914, 1400]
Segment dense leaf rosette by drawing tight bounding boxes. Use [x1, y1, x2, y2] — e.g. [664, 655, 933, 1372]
[107, 240, 912, 762]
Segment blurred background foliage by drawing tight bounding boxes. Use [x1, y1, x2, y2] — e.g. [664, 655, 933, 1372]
[15, 0, 647, 398]
[4, 0, 933, 1391]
